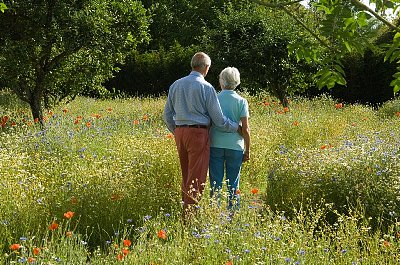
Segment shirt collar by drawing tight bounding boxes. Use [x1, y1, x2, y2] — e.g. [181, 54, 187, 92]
[220, 89, 236, 95]
[190, 71, 204, 78]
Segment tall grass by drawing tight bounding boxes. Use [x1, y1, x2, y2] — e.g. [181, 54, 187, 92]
[0, 90, 399, 264]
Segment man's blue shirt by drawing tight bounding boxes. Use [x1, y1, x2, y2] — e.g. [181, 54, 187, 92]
[163, 71, 238, 133]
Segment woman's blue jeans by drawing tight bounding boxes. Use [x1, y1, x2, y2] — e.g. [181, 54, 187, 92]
[209, 147, 243, 210]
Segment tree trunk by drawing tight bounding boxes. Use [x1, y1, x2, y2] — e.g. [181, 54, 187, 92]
[29, 88, 44, 127]
[272, 83, 289, 108]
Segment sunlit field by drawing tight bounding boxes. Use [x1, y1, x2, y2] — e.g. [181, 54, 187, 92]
[0, 90, 399, 264]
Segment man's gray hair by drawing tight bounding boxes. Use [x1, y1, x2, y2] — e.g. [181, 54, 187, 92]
[191, 52, 211, 70]
[219, 67, 240, 90]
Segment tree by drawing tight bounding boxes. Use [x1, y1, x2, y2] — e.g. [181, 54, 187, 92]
[0, 0, 150, 122]
[250, 0, 400, 95]
[202, 3, 317, 106]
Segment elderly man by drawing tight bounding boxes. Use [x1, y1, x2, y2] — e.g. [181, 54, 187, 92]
[163, 52, 240, 217]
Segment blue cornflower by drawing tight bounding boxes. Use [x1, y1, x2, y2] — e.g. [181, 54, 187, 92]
[143, 215, 152, 221]
[18, 257, 27, 263]
[192, 232, 201, 238]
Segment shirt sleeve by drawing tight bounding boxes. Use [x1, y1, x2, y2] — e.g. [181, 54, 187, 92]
[241, 99, 250, 118]
[163, 94, 176, 133]
[206, 88, 238, 132]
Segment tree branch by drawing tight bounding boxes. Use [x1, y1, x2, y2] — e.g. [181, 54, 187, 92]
[281, 6, 331, 49]
[350, 0, 400, 32]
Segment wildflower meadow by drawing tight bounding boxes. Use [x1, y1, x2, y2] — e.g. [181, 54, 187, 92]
[0, 90, 399, 264]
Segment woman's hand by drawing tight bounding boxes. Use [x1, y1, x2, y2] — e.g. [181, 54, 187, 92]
[243, 151, 250, 162]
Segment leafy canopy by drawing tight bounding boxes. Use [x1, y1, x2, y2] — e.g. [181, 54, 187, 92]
[0, 0, 150, 119]
[251, 0, 400, 94]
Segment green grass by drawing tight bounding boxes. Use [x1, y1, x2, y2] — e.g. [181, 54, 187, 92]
[0, 91, 399, 264]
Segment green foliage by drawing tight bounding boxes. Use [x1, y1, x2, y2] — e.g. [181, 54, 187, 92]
[202, 4, 317, 104]
[0, 2, 6, 12]
[377, 97, 400, 117]
[254, 1, 400, 95]
[144, 0, 245, 49]
[106, 43, 198, 96]
[0, 0, 150, 120]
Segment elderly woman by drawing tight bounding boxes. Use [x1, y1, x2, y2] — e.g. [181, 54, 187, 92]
[209, 67, 250, 210]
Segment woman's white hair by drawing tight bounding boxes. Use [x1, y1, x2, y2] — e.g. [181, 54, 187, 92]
[219, 67, 240, 90]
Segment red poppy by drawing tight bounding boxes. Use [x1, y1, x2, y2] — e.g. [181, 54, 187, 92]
[123, 239, 131, 247]
[122, 248, 130, 256]
[34, 118, 39, 123]
[263, 101, 270, 107]
[27, 257, 36, 264]
[63, 108, 68, 114]
[320, 145, 327, 149]
[283, 107, 289, 113]
[157, 229, 167, 240]
[64, 211, 75, 219]
[226, 261, 233, 265]
[383, 240, 390, 247]
[335, 103, 343, 109]
[396, 112, 400, 117]
[11, 122, 16, 126]
[235, 189, 241, 195]
[251, 188, 259, 195]
[116, 254, 124, 261]
[166, 133, 174, 139]
[133, 120, 139, 125]
[293, 121, 299, 126]
[49, 222, 59, 231]
[74, 119, 80, 125]
[33, 247, 40, 256]
[143, 114, 149, 121]
[2, 116, 9, 123]
[86, 122, 91, 128]
[106, 108, 113, 112]
[10, 244, 21, 251]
